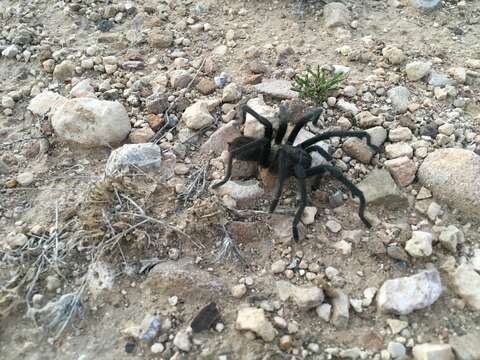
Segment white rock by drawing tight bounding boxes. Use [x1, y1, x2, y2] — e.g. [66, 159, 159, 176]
[222, 83, 242, 102]
[336, 98, 359, 115]
[70, 79, 95, 98]
[427, 202, 443, 221]
[412, 343, 454, 360]
[377, 270, 442, 315]
[301, 206, 317, 225]
[16, 172, 35, 186]
[327, 288, 349, 329]
[212, 180, 264, 207]
[389, 127, 412, 142]
[105, 143, 162, 178]
[53, 60, 75, 81]
[363, 287, 377, 306]
[173, 330, 191, 352]
[1, 96, 15, 108]
[52, 98, 131, 146]
[388, 341, 406, 359]
[387, 319, 409, 335]
[385, 143, 414, 159]
[471, 249, 480, 272]
[182, 101, 214, 130]
[350, 299, 363, 313]
[316, 303, 332, 322]
[334, 240, 352, 256]
[271, 260, 287, 274]
[231, 284, 247, 298]
[439, 225, 463, 253]
[405, 231, 433, 257]
[87, 261, 115, 298]
[326, 220, 342, 233]
[388, 86, 410, 114]
[150, 343, 165, 354]
[451, 264, 480, 310]
[243, 97, 278, 138]
[236, 307, 275, 342]
[406, 61, 432, 81]
[276, 281, 324, 310]
[5, 233, 28, 249]
[2, 44, 20, 58]
[28, 91, 67, 115]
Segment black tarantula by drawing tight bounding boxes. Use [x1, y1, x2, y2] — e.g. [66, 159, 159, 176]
[212, 104, 380, 242]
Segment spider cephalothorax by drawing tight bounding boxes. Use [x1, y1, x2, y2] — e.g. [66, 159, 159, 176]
[212, 103, 380, 242]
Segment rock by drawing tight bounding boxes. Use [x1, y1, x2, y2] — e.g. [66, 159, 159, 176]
[271, 260, 287, 274]
[222, 83, 242, 102]
[28, 91, 67, 115]
[388, 87, 410, 116]
[236, 307, 275, 342]
[52, 98, 131, 146]
[427, 201, 443, 221]
[389, 127, 412, 142]
[292, 128, 330, 167]
[366, 126, 388, 147]
[16, 172, 35, 186]
[53, 60, 75, 81]
[471, 249, 480, 272]
[405, 231, 433, 257]
[336, 99, 360, 115]
[343, 138, 374, 163]
[387, 245, 410, 262]
[301, 206, 317, 225]
[439, 226, 463, 253]
[182, 101, 214, 130]
[70, 80, 95, 98]
[406, 61, 432, 81]
[173, 330, 191, 352]
[105, 143, 162, 178]
[387, 319, 408, 335]
[339, 348, 362, 359]
[382, 46, 406, 65]
[5, 233, 28, 249]
[1, 96, 15, 108]
[377, 270, 442, 315]
[316, 304, 332, 322]
[451, 264, 480, 310]
[384, 156, 417, 187]
[413, 344, 454, 360]
[201, 121, 241, 155]
[279, 335, 293, 350]
[0, 160, 9, 175]
[323, 2, 351, 28]
[450, 331, 480, 360]
[170, 70, 193, 89]
[276, 281, 324, 310]
[196, 78, 217, 95]
[151, 343, 164, 354]
[410, 0, 443, 10]
[45, 275, 61, 292]
[357, 169, 405, 207]
[326, 288, 349, 329]
[253, 79, 297, 99]
[385, 143, 413, 159]
[148, 31, 173, 48]
[418, 149, 480, 220]
[212, 180, 264, 208]
[129, 127, 154, 143]
[326, 220, 342, 233]
[357, 111, 382, 128]
[429, 73, 455, 87]
[243, 97, 278, 138]
[146, 94, 169, 114]
[388, 342, 406, 359]
[2, 44, 20, 58]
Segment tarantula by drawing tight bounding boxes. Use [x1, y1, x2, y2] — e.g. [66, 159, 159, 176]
[212, 104, 379, 242]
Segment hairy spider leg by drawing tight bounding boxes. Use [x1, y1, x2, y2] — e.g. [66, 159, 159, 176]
[275, 104, 289, 145]
[299, 130, 380, 154]
[292, 164, 308, 242]
[305, 145, 333, 162]
[286, 108, 323, 145]
[268, 150, 290, 213]
[306, 164, 371, 228]
[212, 138, 267, 189]
[240, 104, 274, 165]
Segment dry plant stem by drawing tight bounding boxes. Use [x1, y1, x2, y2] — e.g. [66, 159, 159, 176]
[119, 193, 145, 215]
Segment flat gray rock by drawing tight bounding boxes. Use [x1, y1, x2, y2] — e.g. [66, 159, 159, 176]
[253, 79, 297, 100]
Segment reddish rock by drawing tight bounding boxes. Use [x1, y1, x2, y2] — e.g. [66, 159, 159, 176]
[129, 127, 155, 143]
[146, 114, 164, 131]
[200, 121, 241, 156]
[384, 156, 418, 187]
[227, 221, 259, 243]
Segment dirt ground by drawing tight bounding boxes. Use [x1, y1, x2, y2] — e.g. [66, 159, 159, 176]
[1, 0, 480, 359]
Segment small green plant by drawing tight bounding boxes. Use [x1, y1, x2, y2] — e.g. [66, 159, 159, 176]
[291, 65, 348, 104]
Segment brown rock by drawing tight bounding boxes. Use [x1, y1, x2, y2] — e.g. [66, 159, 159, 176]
[384, 156, 418, 187]
[200, 121, 241, 155]
[196, 78, 217, 95]
[244, 74, 263, 85]
[148, 31, 173, 49]
[129, 127, 154, 143]
[146, 114, 164, 131]
[231, 160, 257, 180]
[342, 138, 374, 163]
[146, 94, 169, 114]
